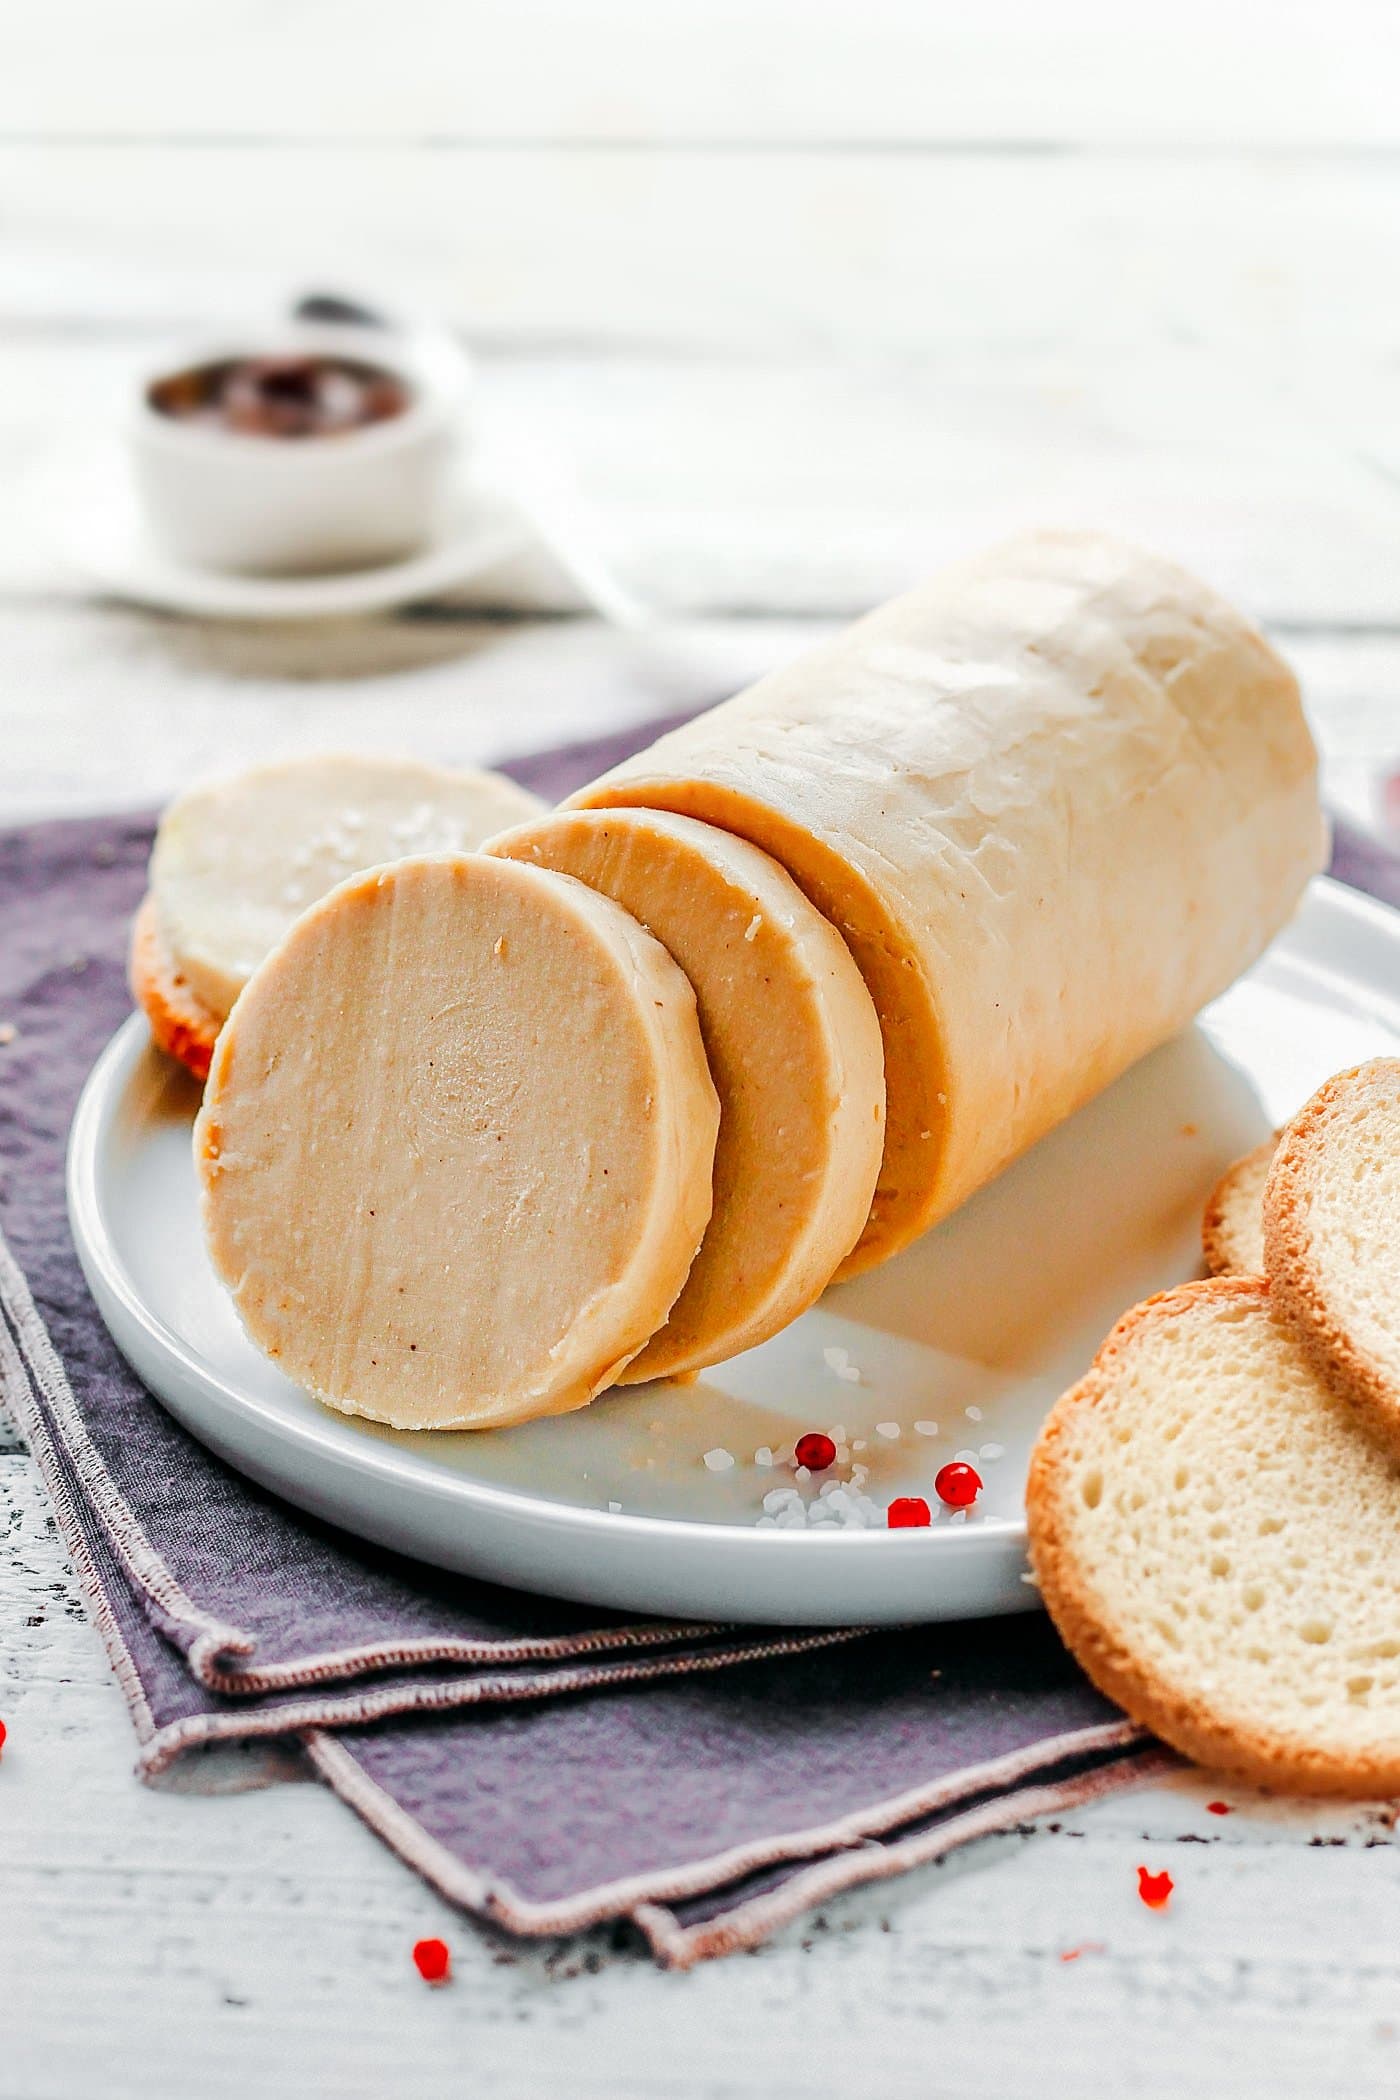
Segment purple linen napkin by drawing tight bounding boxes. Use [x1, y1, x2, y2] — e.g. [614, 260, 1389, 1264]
[304, 1627, 1151, 1965]
[0, 787, 847, 1773]
[5, 710, 1381, 1963]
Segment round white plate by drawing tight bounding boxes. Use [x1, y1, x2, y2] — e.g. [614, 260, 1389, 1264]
[48, 446, 533, 622]
[68, 878, 1400, 1625]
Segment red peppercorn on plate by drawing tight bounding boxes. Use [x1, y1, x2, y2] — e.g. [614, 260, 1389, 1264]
[69, 879, 1400, 1625]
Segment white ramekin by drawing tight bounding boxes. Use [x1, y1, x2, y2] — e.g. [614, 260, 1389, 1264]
[129, 324, 464, 577]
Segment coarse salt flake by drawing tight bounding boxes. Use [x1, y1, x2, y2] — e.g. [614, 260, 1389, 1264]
[703, 1447, 735, 1473]
[979, 1442, 1006, 1462]
[754, 1446, 774, 1468]
[756, 1481, 882, 1531]
[875, 1421, 900, 1441]
[965, 1405, 983, 1422]
[914, 1420, 939, 1437]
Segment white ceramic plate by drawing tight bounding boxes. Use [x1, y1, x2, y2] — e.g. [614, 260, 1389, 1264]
[68, 878, 1400, 1625]
[52, 447, 528, 621]
[47, 444, 648, 626]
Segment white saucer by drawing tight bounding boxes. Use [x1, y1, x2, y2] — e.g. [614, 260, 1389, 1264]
[48, 446, 613, 623]
[67, 879, 1400, 1625]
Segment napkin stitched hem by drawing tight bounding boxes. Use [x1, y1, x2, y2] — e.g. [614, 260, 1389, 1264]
[633, 1748, 1176, 1968]
[131, 1630, 869, 1779]
[0, 1287, 159, 1746]
[0, 1225, 251, 1670]
[306, 1724, 1160, 1963]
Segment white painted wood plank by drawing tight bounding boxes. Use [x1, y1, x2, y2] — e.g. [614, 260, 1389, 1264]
[4, 0, 1398, 148]
[7, 340, 1400, 624]
[3, 148, 1398, 360]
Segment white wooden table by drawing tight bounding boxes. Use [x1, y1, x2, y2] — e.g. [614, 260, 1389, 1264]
[6, 9, 1400, 2092]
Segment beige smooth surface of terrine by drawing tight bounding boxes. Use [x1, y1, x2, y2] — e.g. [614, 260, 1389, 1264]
[574, 531, 1325, 1273]
[195, 853, 719, 1429]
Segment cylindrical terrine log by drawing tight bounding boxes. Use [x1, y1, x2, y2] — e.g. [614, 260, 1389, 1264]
[573, 532, 1325, 1275]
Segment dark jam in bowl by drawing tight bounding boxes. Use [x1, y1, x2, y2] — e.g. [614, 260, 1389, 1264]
[148, 354, 412, 440]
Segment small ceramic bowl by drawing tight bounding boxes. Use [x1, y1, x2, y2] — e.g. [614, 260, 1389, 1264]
[129, 324, 464, 577]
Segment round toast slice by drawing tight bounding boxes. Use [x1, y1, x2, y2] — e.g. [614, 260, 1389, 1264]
[1264, 1058, 1400, 1458]
[1028, 1276, 1400, 1795]
[129, 894, 221, 1082]
[1201, 1132, 1279, 1277]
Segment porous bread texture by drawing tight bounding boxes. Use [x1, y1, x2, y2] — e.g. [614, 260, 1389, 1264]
[1264, 1059, 1400, 1459]
[1028, 1277, 1400, 1795]
[128, 894, 221, 1081]
[1201, 1132, 1280, 1277]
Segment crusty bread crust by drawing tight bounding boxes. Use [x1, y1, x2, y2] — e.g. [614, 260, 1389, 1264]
[1027, 1275, 1400, 1796]
[1201, 1132, 1279, 1276]
[1264, 1060, 1400, 1462]
[128, 894, 221, 1082]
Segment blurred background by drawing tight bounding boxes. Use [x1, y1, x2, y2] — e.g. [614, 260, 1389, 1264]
[4, 0, 1399, 830]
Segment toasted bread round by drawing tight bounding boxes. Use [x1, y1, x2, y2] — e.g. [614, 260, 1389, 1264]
[1028, 1276, 1400, 1795]
[1264, 1059, 1400, 1458]
[128, 894, 221, 1081]
[1201, 1132, 1279, 1277]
